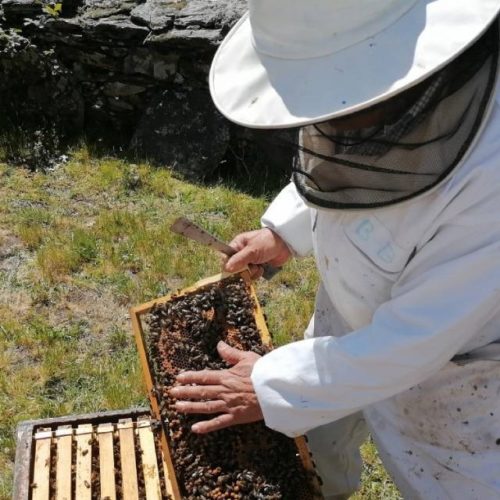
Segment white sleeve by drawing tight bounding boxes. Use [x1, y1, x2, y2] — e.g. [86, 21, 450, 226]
[252, 211, 500, 437]
[261, 182, 313, 257]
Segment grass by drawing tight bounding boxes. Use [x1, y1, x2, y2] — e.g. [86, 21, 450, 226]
[0, 149, 400, 499]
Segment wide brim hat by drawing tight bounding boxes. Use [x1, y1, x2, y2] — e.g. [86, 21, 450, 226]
[209, 0, 500, 129]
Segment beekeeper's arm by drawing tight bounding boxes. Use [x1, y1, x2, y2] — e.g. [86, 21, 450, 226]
[260, 181, 314, 257]
[251, 198, 500, 437]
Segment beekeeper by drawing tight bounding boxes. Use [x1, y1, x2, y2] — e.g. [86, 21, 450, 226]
[171, 1, 500, 498]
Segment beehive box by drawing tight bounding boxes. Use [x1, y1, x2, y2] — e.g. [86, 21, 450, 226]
[130, 271, 323, 499]
[13, 408, 172, 500]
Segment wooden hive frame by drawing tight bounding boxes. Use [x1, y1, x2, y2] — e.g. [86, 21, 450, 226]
[130, 270, 323, 499]
[13, 408, 170, 500]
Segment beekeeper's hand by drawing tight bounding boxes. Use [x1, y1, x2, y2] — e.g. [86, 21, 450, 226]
[171, 341, 263, 433]
[223, 228, 291, 279]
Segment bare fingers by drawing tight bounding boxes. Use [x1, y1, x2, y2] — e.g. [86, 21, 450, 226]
[248, 264, 264, 280]
[175, 400, 227, 414]
[176, 370, 222, 385]
[191, 414, 235, 434]
[170, 384, 221, 401]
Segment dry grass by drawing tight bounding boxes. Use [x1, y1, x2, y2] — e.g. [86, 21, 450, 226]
[0, 150, 400, 499]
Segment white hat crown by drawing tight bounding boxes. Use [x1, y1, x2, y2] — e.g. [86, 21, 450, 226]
[250, 0, 419, 59]
[210, 0, 500, 128]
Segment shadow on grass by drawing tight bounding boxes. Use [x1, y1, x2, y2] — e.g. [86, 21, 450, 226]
[0, 123, 298, 199]
[207, 128, 296, 198]
[80, 129, 297, 199]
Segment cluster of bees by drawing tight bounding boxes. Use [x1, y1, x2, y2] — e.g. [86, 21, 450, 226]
[146, 276, 315, 499]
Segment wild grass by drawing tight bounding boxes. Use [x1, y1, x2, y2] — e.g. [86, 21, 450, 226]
[0, 148, 400, 499]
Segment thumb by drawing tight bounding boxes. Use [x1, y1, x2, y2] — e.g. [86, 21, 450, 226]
[217, 341, 245, 365]
[225, 246, 258, 273]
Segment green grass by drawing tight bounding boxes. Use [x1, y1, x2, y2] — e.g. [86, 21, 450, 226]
[353, 438, 402, 499]
[0, 149, 400, 499]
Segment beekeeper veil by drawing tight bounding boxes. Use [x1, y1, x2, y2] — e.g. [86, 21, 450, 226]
[291, 21, 499, 209]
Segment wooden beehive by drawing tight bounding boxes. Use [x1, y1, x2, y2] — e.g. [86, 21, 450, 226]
[13, 409, 172, 500]
[130, 271, 323, 499]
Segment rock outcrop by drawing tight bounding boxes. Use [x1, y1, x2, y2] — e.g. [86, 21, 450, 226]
[0, 0, 295, 180]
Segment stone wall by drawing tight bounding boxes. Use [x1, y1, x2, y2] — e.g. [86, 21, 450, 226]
[0, 0, 294, 179]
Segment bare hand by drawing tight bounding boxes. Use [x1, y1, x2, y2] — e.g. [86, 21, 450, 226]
[170, 341, 263, 433]
[223, 228, 291, 279]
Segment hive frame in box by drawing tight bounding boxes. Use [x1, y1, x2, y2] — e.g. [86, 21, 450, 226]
[13, 407, 166, 500]
[130, 270, 324, 499]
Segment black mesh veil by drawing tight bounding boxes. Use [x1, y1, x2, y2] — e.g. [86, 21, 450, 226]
[287, 19, 499, 210]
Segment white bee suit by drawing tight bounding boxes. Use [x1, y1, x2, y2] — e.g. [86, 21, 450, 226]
[251, 83, 500, 498]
